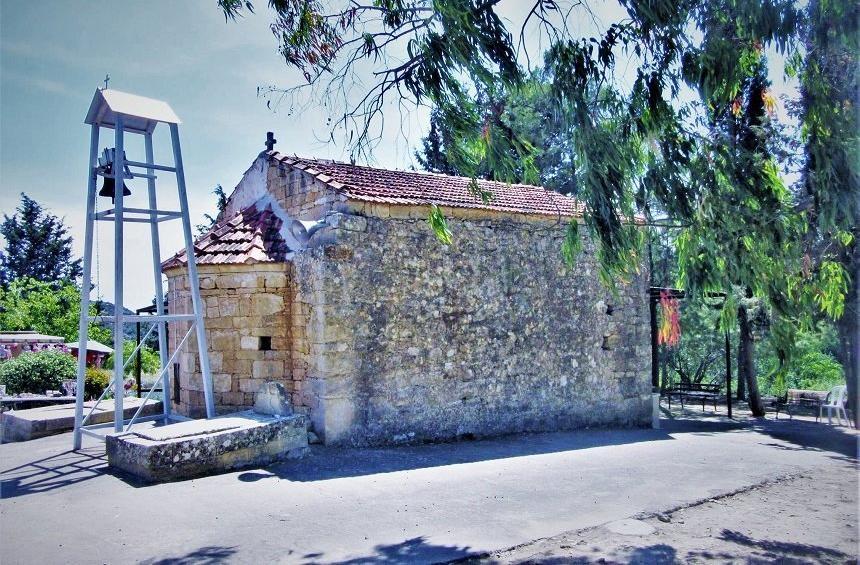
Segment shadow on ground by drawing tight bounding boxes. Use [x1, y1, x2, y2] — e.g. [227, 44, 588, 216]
[239, 426, 676, 483]
[308, 536, 475, 564]
[0, 446, 107, 499]
[138, 545, 239, 565]
[470, 535, 852, 565]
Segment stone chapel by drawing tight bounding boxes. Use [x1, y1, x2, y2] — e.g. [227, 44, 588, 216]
[162, 141, 652, 446]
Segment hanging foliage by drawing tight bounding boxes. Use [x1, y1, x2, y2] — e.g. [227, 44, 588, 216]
[658, 289, 681, 347]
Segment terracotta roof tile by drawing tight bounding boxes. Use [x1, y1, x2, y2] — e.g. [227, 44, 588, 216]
[161, 204, 290, 270]
[269, 152, 586, 218]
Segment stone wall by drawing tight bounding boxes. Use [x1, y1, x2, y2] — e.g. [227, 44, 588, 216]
[165, 263, 298, 417]
[222, 156, 346, 222]
[294, 209, 652, 446]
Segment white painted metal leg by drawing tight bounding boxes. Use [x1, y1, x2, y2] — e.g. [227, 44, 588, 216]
[144, 132, 171, 418]
[73, 124, 100, 450]
[113, 117, 126, 433]
[169, 123, 215, 418]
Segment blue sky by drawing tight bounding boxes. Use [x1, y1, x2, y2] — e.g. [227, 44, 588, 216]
[1, 1, 428, 307]
[1, 1, 798, 309]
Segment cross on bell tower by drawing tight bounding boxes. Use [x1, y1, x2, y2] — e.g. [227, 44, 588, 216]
[265, 131, 277, 152]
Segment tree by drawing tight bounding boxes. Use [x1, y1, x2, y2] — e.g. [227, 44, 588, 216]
[694, 58, 783, 417]
[0, 194, 82, 286]
[221, 1, 854, 384]
[0, 278, 111, 344]
[799, 0, 859, 426]
[415, 108, 459, 176]
[416, 76, 579, 194]
[195, 185, 229, 235]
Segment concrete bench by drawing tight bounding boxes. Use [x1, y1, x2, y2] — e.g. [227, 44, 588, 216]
[106, 411, 308, 482]
[1, 398, 163, 443]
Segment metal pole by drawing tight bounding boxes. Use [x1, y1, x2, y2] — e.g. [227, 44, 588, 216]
[72, 124, 100, 450]
[725, 328, 733, 419]
[649, 295, 659, 390]
[112, 116, 126, 433]
[169, 123, 215, 418]
[145, 132, 171, 418]
[135, 321, 142, 398]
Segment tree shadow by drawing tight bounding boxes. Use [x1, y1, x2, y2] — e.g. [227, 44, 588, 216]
[304, 536, 475, 564]
[749, 419, 858, 463]
[258, 426, 675, 483]
[458, 543, 678, 564]
[718, 529, 851, 561]
[660, 413, 858, 463]
[138, 545, 238, 565]
[0, 446, 108, 499]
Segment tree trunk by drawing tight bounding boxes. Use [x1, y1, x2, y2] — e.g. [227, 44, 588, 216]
[836, 250, 859, 428]
[736, 332, 746, 401]
[738, 303, 765, 416]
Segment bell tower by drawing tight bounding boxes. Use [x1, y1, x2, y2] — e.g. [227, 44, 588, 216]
[73, 88, 216, 449]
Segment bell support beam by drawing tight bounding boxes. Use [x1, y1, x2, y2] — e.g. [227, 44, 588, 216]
[89, 313, 196, 323]
[170, 122, 216, 418]
[124, 159, 176, 172]
[112, 115, 126, 433]
[93, 208, 183, 222]
[72, 123, 100, 451]
[145, 131, 172, 419]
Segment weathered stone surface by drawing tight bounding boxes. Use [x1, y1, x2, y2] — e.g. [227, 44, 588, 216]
[254, 381, 292, 416]
[1, 399, 163, 443]
[106, 412, 308, 482]
[165, 263, 291, 417]
[292, 212, 652, 446]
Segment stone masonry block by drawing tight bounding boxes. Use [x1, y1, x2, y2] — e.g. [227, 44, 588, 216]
[252, 360, 285, 379]
[251, 293, 284, 316]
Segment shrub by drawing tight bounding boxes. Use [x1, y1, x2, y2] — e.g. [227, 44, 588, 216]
[85, 367, 111, 399]
[786, 351, 844, 392]
[0, 351, 76, 394]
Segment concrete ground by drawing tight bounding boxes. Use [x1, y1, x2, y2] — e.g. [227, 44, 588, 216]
[476, 467, 857, 564]
[0, 410, 857, 564]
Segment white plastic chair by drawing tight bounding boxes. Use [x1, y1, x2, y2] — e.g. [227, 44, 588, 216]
[819, 385, 853, 427]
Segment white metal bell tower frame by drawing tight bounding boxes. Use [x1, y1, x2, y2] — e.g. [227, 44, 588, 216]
[73, 88, 215, 450]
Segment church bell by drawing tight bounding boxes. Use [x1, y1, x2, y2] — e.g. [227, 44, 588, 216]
[97, 148, 132, 202]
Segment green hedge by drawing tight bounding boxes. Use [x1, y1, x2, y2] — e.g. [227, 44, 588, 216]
[0, 351, 76, 394]
[85, 367, 111, 399]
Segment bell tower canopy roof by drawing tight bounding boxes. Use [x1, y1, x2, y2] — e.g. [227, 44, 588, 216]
[84, 89, 181, 134]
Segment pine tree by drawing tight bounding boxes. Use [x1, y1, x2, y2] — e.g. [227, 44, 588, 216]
[415, 110, 459, 176]
[0, 194, 81, 287]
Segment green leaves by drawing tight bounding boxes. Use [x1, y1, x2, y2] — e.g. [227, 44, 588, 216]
[427, 204, 453, 245]
[561, 220, 582, 267]
[0, 350, 76, 395]
[0, 278, 111, 344]
[814, 261, 848, 319]
[1, 193, 82, 287]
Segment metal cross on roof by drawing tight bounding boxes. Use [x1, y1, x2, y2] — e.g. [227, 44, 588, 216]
[265, 131, 277, 151]
[103, 74, 110, 90]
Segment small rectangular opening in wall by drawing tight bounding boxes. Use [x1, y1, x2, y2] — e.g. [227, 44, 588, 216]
[259, 336, 272, 351]
[172, 363, 180, 403]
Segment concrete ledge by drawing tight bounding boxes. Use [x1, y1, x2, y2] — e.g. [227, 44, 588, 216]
[106, 411, 308, 482]
[1, 398, 163, 443]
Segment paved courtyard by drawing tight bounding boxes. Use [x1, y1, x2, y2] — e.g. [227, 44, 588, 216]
[1, 411, 856, 564]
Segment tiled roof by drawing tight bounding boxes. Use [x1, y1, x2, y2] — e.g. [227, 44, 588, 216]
[162, 204, 289, 270]
[270, 152, 586, 218]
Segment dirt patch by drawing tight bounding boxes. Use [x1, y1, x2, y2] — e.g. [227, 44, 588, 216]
[467, 464, 858, 564]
